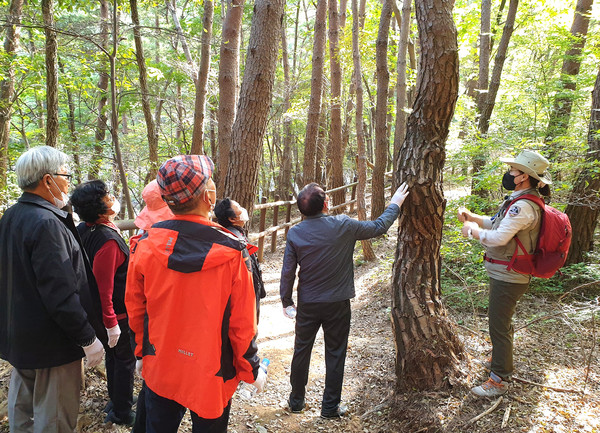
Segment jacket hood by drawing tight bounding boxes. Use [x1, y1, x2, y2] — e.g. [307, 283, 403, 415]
[140, 216, 247, 273]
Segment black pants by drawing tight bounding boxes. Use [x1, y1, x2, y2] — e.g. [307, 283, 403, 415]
[106, 318, 136, 420]
[289, 299, 351, 413]
[145, 386, 231, 433]
[131, 381, 147, 433]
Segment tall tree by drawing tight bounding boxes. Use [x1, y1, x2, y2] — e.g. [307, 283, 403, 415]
[565, 65, 600, 265]
[371, 0, 392, 219]
[478, 0, 518, 135]
[0, 0, 25, 193]
[328, 0, 344, 209]
[471, 0, 492, 197]
[224, 0, 285, 212]
[42, 0, 58, 147]
[130, 0, 159, 183]
[217, 0, 245, 196]
[392, 0, 464, 390]
[545, 0, 594, 148]
[89, 0, 110, 179]
[352, 0, 375, 260]
[302, 0, 327, 184]
[392, 0, 412, 191]
[191, 0, 214, 154]
[280, 25, 294, 197]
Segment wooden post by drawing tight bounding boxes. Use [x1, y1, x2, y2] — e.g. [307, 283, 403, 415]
[271, 194, 280, 253]
[350, 177, 357, 213]
[285, 194, 292, 239]
[258, 197, 267, 262]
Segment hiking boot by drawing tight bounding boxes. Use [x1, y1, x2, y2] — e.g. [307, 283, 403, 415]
[104, 409, 136, 427]
[471, 373, 509, 398]
[321, 405, 348, 419]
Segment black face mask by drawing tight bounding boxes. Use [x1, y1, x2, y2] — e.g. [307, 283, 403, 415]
[502, 171, 517, 190]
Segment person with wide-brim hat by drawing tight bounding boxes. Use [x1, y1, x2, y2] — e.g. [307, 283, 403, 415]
[456, 149, 552, 398]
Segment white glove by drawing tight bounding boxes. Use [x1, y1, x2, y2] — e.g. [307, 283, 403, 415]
[106, 324, 121, 348]
[83, 337, 105, 368]
[135, 359, 143, 378]
[390, 182, 409, 207]
[252, 368, 267, 394]
[283, 305, 296, 319]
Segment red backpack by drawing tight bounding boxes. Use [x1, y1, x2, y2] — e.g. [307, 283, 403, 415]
[488, 194, 572, 278]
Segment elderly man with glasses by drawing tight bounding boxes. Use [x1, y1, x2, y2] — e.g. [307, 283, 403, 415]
[0, 146, 105, 433]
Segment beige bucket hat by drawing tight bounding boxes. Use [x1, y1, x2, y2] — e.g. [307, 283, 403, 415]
[499, 149, 553, 185]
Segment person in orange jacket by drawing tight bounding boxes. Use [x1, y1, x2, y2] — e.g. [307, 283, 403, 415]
[125, 155, 265, 433]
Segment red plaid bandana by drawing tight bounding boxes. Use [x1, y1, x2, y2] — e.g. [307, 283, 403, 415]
[157, 155, 214, 205]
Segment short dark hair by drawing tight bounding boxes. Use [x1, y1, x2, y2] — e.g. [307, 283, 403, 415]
[297, 183, 326, 216]
[214, 198, 237, 228]
[71, 180, 109, 223]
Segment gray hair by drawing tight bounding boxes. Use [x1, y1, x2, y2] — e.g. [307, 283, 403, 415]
[15, 146, 70, 190]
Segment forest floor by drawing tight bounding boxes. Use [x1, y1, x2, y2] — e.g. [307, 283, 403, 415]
[0, 217, 598, 432]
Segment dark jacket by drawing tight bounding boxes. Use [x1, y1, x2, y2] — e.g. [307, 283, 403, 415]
[0, 193, 100, 369]
[78, 223, 130, 317]
[280, 204, 400, 306]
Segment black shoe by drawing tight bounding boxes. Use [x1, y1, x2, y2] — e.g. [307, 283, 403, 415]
[321, 405, 348, 419]
[288, 399, 305, 413]
[103, 401, 113, 414]
[104, 410, 136, 427]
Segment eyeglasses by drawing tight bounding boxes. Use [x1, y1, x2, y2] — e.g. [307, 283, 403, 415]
[53, 173, 73, 180]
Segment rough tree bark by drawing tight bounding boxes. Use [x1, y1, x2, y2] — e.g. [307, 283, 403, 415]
[224, 0, 285, 213]
[328, 0, 345, 210]
[565, 65, 600, 264]
[42, 0, 58, 148]
[392, 0, 464, 391]
[217, 0, 245, 196]
[0, 0, 24, 193]
[302, 0, 327, 184]
[545, 0, 594, 149]
[191, 0, 214, 154]
[58, 60, 81, 183]
[89, 0, 110, 179]
[352, 0, 375, 260]
[392, 0, 412, 191]
[478, 0, 518, 135]
[371, 0, 392, 220]
[130, 0, 159, 184]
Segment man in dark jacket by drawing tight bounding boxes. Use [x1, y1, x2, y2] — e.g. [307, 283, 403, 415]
[280, 182, 409, 418]
[0, 146, 105, 433]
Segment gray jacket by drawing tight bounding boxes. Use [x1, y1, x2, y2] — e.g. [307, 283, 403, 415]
[280, 204, 400, 306]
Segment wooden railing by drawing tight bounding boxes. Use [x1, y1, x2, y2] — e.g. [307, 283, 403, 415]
[116, 172, 392, 262]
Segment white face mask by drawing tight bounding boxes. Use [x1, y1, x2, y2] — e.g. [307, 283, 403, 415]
[49, 176, 69, 209]
[110, 200, 121, 216]
[239, 207, 249, 223]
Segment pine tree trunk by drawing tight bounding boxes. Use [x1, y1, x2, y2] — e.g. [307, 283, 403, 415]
[58, 60, 81, 183]
[393, 0, 464, 391]
[352, 0, 374, 260]
[217, 0, 245, 196]
[328, 0, 344, 210]
[545, 0, 594, 150]
[0, 0, 24, 195]
[191, 0, 214, 154]
[303, 0, 327, 184]
[89, 0, 110, 180]
[392, 0, 411, 191]
[131, 0, 159, 183]
[478, 0, 518, 136]
[371, 0, 392, 220]
[565, 65, 600, 265]
[42, 0, 58, 148]
[224, 0, 285, 213]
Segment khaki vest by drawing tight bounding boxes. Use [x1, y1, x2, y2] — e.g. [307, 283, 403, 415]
[484, 189, 542, 283]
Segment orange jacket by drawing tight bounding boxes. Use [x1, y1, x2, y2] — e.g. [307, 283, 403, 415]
[125, 215, 259, 418]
